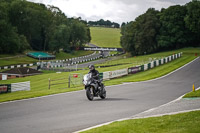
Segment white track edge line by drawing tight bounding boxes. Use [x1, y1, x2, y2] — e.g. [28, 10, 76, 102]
[73, 108, 200, 133]
[74, 108, 200, 133]
[74, 87, 200, 133]
[0, 90, 84, 105]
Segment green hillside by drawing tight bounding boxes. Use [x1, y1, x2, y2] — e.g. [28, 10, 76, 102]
[90, 27, 121, 48]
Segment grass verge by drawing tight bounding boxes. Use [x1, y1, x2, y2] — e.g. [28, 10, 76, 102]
[81, 110, 200, 133]
[0, 47, 199, 103]
[183, 89, 200, 98]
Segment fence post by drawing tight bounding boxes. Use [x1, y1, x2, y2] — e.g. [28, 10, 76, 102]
[76, 64, 78, 71]
[68, 76, 70, 88]
[48, 78, 51, 89]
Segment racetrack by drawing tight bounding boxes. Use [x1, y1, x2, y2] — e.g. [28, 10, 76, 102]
[0, 58, 200, 133]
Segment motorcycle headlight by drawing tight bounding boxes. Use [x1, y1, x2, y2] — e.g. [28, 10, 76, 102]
[83, 80, 87, 85]
[84, 80, 91, 85]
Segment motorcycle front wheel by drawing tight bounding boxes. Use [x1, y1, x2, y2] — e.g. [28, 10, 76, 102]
[86, 87, 94, 101]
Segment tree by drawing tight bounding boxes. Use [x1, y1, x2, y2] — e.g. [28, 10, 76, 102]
[88, 19, 120, 28]
[134, 8, 160, 55]
[0, 1, 29, 54]
[121, 22, 126, 27]
[0, 0, 91, 54]
[185, 0, 200, 46]
[157, 5, 190, 49]
[69, 19, 91, 48]
[120, 21, 136, 55]
[49, 24, 70, 53]
[120, 8, 160, 55]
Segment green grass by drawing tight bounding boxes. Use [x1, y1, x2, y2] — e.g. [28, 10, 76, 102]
[0, 56, 37, 67]
[98, 47, 199, 68]
[183, 89, 200, 98]
[0, 47, 199, 103]
[55, 51, 93, 60]
[0, 71, 85, 102]
[81, 110, 200, 133]
[0, 54, 19, 58]
[0, 51, 93, 67]
[90, 27, 121, 48]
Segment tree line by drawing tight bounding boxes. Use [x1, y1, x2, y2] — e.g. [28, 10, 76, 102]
[88, 19, 120, 28]
[121, 0, 200, 56]
[0, 0, 91, 54]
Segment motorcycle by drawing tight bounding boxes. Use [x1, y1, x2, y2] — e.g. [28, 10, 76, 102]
[83, 73, 106, 101]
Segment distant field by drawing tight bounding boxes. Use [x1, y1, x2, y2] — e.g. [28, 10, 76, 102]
[90, 27, 121, 48]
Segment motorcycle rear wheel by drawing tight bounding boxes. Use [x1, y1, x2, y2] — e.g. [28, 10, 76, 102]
[100, 87, 106, 99]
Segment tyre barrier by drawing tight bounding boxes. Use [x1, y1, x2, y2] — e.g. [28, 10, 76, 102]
[100, 53, 182, 80]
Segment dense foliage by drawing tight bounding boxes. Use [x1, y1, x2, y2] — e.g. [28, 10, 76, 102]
[88, 19, 120, 28]
[121, 0, 200, 56]
[0, 0, 91, 54]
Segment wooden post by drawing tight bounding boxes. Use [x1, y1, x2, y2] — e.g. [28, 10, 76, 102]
[49, 78, 51, 89]
[68, 76, 70, 88]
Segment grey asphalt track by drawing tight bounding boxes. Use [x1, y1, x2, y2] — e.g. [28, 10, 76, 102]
[0, 57, 200, 133]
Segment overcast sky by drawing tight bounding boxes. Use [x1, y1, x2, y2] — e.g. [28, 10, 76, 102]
[27, 0, 191, 24]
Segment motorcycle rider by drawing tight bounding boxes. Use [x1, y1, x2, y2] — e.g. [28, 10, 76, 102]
[88, 64, 102, 90]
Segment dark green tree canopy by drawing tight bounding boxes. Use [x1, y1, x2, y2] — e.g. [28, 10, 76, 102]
[0, 0, 91, 54]
[120, 0, 200, 56]
[88, 19, 120, 28]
